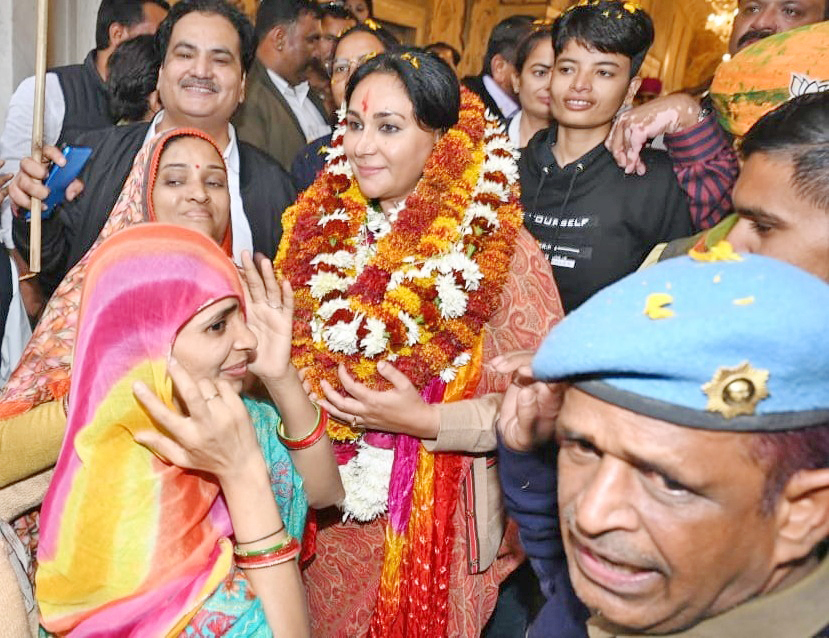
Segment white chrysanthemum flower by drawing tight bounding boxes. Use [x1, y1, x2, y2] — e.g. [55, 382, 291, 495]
[398, 310, 421, 346]
[366, 212, 392, 239]
[396, 265, 429, 288]
[435, 273, 468, 318]
[435, 253, 483, 290]
[360, 317, 389, 357]
[311, 249, 353, 268]
[310, 317, 324, 343]
[317, 297, 352, 320]
[323, 313, 363, 354]
[386, 200, 406, 224]
[482, 108, 501, 127]
[462, 202, 500, 230]
[317, 209, 350, 227]
[328, 161, 353, 177]
[325, 131, 345, 164]
[484, 131, 511, 151]
[438, 349, 474, 383]
[452, 352, 472, 368]
[309, 271, 353, 299]
[440, 365, 458, 383]
[477, 178, 509, 200]
[484, 154, 520, 183]
[339, 442, 394, 522]
[387, 270, 405, 291]
[325, 144, 343, 164]
[353, 242, 376, 274]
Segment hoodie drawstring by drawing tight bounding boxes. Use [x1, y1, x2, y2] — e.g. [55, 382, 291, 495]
[559, 162, 584, 217]
[531, 165, 551, 213]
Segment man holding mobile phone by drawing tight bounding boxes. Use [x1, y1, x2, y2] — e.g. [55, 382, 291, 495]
[1, 0, 169, 318]
[8, 0, 296, 299]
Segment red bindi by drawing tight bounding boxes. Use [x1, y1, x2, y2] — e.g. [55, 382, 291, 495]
[362, 90, 370, 114]
[195, 164, 200, 169]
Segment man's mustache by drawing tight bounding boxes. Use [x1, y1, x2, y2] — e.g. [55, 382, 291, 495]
[737, 28, 775, 49]
[562, 503, 666, 574]
[181, 77, 219, 93]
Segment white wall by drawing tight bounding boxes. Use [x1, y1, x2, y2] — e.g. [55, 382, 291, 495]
[0, 0, 97, 132]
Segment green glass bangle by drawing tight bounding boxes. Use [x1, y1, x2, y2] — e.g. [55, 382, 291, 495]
[276, 402, 321, 443]
[233, 535, 293, 558]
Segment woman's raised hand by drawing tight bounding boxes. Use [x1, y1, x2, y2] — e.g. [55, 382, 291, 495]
[240, 251, 295, 383]
[316, 361, 440, 439]
[132, 358, 262, 482]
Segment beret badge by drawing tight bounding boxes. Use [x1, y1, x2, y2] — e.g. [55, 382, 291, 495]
[702, 361, 770, 419]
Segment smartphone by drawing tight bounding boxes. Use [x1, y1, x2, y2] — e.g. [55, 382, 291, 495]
[26, 146, 92, 219]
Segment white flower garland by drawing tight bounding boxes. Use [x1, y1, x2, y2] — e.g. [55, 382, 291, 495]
[339, 441, 395, 522]
[311, 116, 518, 378]
[319, 108, 519, 521]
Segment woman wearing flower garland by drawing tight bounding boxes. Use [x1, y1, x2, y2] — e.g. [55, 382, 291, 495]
[276, 49, 564, 636]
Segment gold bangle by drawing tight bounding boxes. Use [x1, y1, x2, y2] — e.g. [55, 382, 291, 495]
[276, 402, 321, 443]
[18, 272, 37, 282]
[235, 523, 285, 546]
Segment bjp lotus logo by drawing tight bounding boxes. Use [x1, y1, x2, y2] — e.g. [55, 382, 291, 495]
[790, 73, 829, 98]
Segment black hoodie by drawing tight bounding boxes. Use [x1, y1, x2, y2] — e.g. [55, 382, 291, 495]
[519, 126, 693, 312]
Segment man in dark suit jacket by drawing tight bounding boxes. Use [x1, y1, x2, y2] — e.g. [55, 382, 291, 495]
[233, 0, 330, 171]
[462, 15, 534, 126]
[10, 0, 295, 296]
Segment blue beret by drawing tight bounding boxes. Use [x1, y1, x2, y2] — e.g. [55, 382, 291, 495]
[532, 254, 829, 431]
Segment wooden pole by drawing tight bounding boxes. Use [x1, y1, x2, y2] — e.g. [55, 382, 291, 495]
[29, 0, 49, 273]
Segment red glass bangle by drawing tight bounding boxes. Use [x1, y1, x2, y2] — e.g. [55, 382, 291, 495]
[278, 406, 329, 451]
[234, 536, 301, 569]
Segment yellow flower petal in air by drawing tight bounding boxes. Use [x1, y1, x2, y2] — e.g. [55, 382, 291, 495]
[644, 292, 675, 320]
[733, 296, 755, 306]
[689, 240, 743, 263]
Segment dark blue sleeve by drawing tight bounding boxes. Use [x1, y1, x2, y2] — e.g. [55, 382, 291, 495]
[0, 253, 12, 338]
[290, 136, 329, 194]
[497, 435, 589, 637]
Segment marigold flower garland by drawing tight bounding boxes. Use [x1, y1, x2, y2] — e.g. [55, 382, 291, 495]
[276, 85, 522, 635]
[277, 88, 521, 437]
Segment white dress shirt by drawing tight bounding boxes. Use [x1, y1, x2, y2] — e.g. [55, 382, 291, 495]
[0, 73, 66, 248]
[1, 257, 33, 387]
[145, 111, 254, 264]
[482, 74, 520, 120]
[266, 69, 331, 143]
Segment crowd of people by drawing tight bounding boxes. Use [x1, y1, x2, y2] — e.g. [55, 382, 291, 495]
[0, 0, 827, 636]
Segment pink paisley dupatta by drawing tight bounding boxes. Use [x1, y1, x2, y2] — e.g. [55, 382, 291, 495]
[0, 128, 230, 420]
[36, 224, 243, 636]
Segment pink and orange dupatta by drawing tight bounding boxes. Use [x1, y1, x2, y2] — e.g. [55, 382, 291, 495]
[36, 225, 243, 636]
[0, 128, 229, 420]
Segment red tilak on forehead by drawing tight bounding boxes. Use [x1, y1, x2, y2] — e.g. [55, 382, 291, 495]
[195, 164, 200, 169]
[362, 90, 370, 114]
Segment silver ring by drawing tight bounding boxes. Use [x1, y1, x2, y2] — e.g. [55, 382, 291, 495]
[267, 300, 283, 310]
[205, 393, 220, 402]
